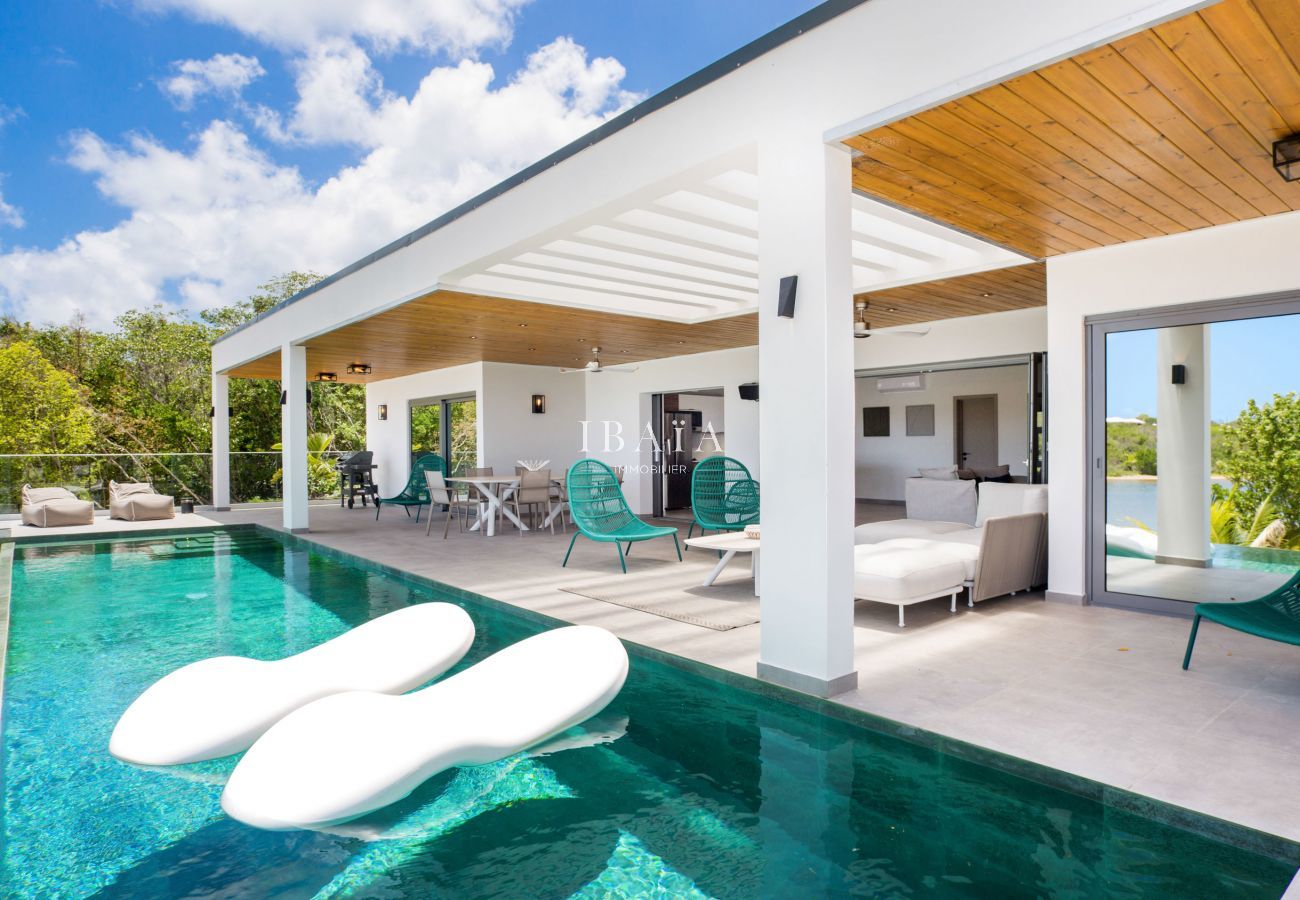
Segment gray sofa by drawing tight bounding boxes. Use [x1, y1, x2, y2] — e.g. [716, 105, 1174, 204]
[855, 480, 1049, 606]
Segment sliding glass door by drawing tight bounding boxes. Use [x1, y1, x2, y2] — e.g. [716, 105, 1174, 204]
[409, 394, 477, 475]
[1087, 293, 1300, 613]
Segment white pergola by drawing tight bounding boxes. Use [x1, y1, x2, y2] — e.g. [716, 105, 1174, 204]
[212, 0, 1208, 697]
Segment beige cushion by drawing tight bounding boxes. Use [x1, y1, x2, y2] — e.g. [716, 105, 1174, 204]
[975, 483, 1048, 526]
[110, 491, 175, 521]
[854, 518, 971, 545]
[918, 465, 958, 480]
[110, 480, 156, 499]
[21, 484, 79, 505]
[853, 544, 966, 603]
[21, 498, 94, 527]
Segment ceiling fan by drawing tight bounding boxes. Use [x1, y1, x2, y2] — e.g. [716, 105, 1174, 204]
[853, 299, 931, 339]
[559, 346, 639, 375]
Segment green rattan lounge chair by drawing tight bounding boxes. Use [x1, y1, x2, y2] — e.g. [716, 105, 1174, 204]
[563, 459, 681, 573]
[376, 454, 447, 523]
[686, 456, 759, 547]
[1182, 569, 1300, 669]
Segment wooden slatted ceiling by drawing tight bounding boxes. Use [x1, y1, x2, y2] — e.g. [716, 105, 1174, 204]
[846, 0, 1300, 258]
[225, 289, 759, 382]
[855, 262, 1044, 329]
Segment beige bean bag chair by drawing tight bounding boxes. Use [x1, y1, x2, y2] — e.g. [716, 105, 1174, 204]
[21, 485, 95, 527]
[109, 480, 175, 521]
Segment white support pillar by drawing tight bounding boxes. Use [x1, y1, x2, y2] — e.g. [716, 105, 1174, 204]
[211, 372, 231, 511]
[281, 343, 310, 533]
[1155, 325, 1211, 567]
[754, 134, 857, 698]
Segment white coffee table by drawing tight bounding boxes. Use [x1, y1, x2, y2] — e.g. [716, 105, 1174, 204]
[683, 531, 760, 596]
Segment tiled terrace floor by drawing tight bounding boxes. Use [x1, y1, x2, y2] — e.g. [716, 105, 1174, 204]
[10, 501, 1298, 851]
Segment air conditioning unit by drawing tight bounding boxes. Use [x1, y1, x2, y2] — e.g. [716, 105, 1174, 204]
[876, 373, 926, 393]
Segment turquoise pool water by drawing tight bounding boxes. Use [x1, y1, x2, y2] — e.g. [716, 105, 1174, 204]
[2, 530, 1294, 898]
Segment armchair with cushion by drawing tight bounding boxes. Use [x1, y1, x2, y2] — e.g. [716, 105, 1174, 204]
[109, 480, 176, 521]
[20, 484, 95, 527]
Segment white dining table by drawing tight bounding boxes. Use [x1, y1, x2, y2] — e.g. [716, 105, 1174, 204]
[446, 475, 566, 536]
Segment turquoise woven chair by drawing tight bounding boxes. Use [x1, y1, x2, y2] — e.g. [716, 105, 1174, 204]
[563, 459, 681, 573]
[376, 454, 446, 523]
[1183, 569, 1300, 669]
[687, 456, 759, 546]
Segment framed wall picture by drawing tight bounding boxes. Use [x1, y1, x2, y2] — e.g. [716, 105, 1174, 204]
[863, 406, 890, 437]
[905, 404, 935, 436]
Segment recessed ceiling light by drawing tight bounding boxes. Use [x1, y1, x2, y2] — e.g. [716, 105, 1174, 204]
[519, 323, 527, 327]
[528, 347, 536, 351]
[578, 338, 586, 343]
[470, 335, 477, 340]
[981, 293, 992, 298]
[677, 340, 685, 344]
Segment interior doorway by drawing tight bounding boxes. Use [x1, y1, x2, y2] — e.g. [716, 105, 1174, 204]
[650, 387, 726, 520]
[955, 395, 999, 469]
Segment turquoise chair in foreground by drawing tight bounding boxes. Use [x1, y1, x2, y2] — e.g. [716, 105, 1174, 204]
[376, 454, 446, 523]
[686, 456, 759, 547]
[1183, 569, 1300, 669]
[563, 459, 681, 573]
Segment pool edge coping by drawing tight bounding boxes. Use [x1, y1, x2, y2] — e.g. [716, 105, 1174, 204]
[7, 524, 1299, 872]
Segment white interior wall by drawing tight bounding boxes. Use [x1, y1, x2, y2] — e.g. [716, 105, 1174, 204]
[1047, 210, 1300, 602]
[479, 363, 587, 474]
[580, 346, 760, 514]
[855, 365, 1029, 501]
[364, 363, 483, 496]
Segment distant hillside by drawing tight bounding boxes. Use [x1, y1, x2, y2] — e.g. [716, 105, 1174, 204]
[1105, 415, 1229, 476]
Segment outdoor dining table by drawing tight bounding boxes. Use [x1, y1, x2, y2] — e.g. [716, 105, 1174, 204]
[445, 474, 566, 536]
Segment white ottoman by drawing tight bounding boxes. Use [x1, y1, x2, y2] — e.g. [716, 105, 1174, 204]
[853, 543, 967, 627]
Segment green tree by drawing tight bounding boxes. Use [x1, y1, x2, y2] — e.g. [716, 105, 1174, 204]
[0, 341, 95, 454]
[1219, 393, 1300, 527]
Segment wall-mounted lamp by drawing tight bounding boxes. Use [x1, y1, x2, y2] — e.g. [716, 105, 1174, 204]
[531, 394, 546, 414]
[346, 363, 372, 375]
[208, 406, 234, 418]
[315, 372, 338, 382]
[280, 389, 312, 405]
[378, 403, 388, 421]
[1274, 134, 1300, 183]
[1171, 364, 1187, 385]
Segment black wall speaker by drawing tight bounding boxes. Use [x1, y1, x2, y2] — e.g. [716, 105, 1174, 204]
[777, 275, 798, 318]
[739, 382, 759, 401]
[1171, 364, 1187, 385]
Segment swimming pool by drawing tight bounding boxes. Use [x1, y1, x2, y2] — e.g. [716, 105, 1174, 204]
[2, 529, 1295, 897]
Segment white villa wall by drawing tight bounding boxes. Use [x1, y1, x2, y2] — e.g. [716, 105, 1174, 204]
[364, 363, 483, 496]
[855, 365, 1030, 502]
[853, 307, 1046, 370]
[1047, 210, 1300, 603]
[580, 346, 760, 514]
[479, 363, 586, 474]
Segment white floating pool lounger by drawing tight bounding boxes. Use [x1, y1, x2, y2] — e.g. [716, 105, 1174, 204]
[221, 625, 629, 830]
[110, 603, 475, 766]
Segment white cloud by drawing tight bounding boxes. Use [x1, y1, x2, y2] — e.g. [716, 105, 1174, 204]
[160, 53, 266, 109]
[133, 0, 530, 55]
[0, 39, 640, 327]
[0, 187, 22, 229]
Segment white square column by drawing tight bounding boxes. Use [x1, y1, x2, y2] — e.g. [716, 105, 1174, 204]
[211, 372, 231, 510]
[281, 343, 310, 533]
[755, 136, 858, 698]
[1155, 325, 1211, 566]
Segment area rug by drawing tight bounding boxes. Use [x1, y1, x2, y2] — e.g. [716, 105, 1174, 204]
[560, 564, 759, 631]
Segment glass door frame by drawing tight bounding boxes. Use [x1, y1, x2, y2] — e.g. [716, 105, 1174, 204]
[1085, 289, 1300, 614]
[408, 392, 477, 474]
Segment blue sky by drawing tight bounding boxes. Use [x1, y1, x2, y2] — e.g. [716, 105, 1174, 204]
[1106, 315, 1300, 422]
[0, 0, 818, 326]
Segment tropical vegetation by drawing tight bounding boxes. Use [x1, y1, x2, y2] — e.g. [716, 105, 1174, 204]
[0, 272, 365, 508]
